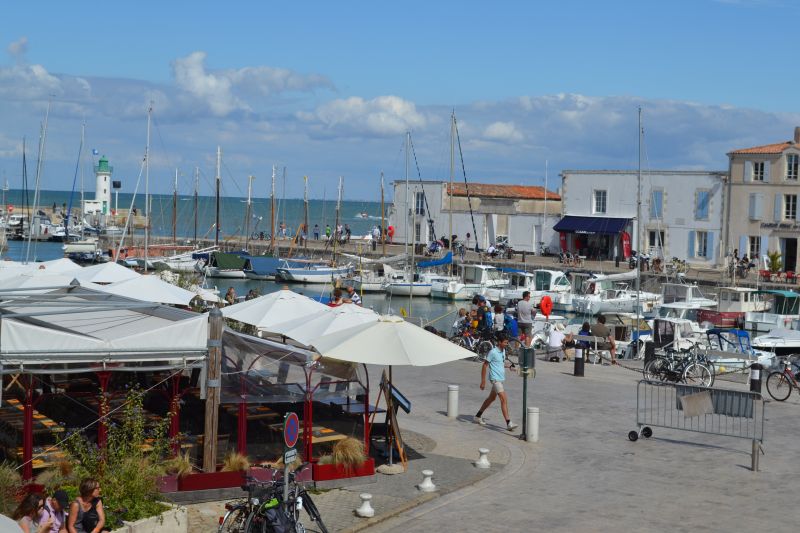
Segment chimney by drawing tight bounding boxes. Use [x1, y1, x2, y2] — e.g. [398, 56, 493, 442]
[794, 127, 800, 144]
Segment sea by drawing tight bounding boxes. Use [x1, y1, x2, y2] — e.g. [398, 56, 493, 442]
[3, 189, 462, 332]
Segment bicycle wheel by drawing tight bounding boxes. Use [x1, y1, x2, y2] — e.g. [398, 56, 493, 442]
[476, 340, 494, 360]
[643, 358, 666, 381]
[300, 492, 329, 533]
[682, 362, 713, 387]
[506, 339, 522, 365]
[766, 371, 793, 401]
[218, 505, 248, 533]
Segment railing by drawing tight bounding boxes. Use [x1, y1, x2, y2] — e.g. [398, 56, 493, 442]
[630, 380, 765, 471]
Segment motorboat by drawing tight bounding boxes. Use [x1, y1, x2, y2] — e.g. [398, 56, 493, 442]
[704, 328, 776, 372]
[153, 249, 209, 273]
[654, 283, 717, 325]
[744, 290, 800, 333]
[242, 255, 297, 280]
[347, 263, 398, 292]
[485, 269, 571, 306]
[573, 285, 661, 316]
[202, 251, 248, 279]
[549, 272, 594, 314]
[431, 264, 508, 300]
[276, 263, 353, 283]
[383, 270, 451, 297]
[752, 328, 800, 357]
[697, 287, 769, 328]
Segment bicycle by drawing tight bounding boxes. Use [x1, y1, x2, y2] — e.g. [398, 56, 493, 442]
[219, 464, 329, 533]
[766, 356, 800, 401]
[643, 345, 714, 387]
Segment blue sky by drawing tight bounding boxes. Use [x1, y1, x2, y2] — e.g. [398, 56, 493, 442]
[1, 0, 799, 200]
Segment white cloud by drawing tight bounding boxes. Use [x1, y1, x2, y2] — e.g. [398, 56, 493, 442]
[171, 51, 333, 117]
[483, 121, 523, 143]
[299, 95, 428, 137]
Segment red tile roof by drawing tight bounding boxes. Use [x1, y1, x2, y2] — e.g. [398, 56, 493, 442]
[447, 183, 560, 201]
[729, 141, 800, 155]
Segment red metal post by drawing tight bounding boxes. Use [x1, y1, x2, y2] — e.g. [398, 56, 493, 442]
[170, 374, 182, 456]
[237, 375, 247, 455]
[22, 375, 34, 481]
[96, 371, 111, 448]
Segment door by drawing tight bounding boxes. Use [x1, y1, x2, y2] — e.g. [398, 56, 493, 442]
[785, 238, 798, 272]
[533, 225, 541, 253]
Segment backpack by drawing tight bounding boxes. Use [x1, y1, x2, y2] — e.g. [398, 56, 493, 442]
[504, 314, 519, 337]
[81, 498, 100, 532]
[481, 306, 494, 330]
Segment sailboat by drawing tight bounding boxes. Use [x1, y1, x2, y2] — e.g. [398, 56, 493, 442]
[385, 131, 436, 296]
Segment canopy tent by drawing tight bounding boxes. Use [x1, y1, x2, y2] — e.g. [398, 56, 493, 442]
[98, 274, 199, 306]
[36, 258, 82, 273]
[553, 215, 630, 235]
[266, 303, 380, 347]
[69, 262, 141, 284]
[221, 287, 330, 331]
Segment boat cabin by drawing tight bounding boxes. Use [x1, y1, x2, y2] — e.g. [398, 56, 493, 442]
[745, 290, 800, 333]
[532, 270, 571, 292]
[460, 264, 507, 286]
[717, 287, 767, 313]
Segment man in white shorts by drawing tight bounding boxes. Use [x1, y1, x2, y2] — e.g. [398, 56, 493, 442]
[474, 334, 518, 431]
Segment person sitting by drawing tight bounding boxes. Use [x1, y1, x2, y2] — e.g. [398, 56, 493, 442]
[328, 288, 344, 307]
[344, 285, 362, 305]
[590, 314, 617, 365]
[13, 493, 51, 533]
[224, 287, 237, 306]
[452, 308, 470, 335]
[546, 322, 567, 362]
[486, 244, 498, 258]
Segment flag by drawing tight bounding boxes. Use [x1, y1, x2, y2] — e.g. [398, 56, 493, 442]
[92, 149, 99, 156]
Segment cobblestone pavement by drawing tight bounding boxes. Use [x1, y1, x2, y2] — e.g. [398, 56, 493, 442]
[186, 357, 800, 532]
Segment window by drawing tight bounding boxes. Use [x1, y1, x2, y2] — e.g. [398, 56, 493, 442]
[695, 190, 710, 220]
[788, 154, 799, 180]
[749, 236, 761, 260]
[648, 230, 665, 249]
[696, 231, 709, 258]
[784, 194, 797, 220]
[593, 190, 607, 214]
[414, 192, 425, 216]
[752, 161, 765, 181]
[650, 189, 663, 219]
[414, 223, 422, 242]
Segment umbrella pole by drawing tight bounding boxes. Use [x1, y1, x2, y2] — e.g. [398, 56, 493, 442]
[387, 365, 393, 466]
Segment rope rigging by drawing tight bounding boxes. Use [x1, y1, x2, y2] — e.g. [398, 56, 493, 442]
[454, 115, 480, 252]
[408, 134, 437, 241]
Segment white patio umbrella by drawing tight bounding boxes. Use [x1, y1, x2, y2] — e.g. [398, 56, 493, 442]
[220, 287, 329, 331]
[69, 262, 141, 284]
[98, 275, 198, 306]
[0, 274, 104, 294]
[311, 314, 473, 366]
[268, 302, 380, 346]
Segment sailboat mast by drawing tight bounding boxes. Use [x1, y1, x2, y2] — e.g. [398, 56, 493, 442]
[449, 112, 455, 273]
[144, 103, 151, 272]
[303, 175, 309, 252]
[193, 167, 199, 243]
[26, 100, 50, 264]
[405, 131, 410, 260]
[544, 159, 549, 253]
[172, 168, 178, 246]
[333, 176, 343, 265]
[244, 174, 254, 251]
[635, 107, 643, 355]
[270, 165, 276, 252]
[215, 146, 221, 248]
[381, 172, 386, 257]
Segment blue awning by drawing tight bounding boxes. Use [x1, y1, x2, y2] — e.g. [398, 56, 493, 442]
[417, 251, 452, 269]
[553, 216, 630, 235]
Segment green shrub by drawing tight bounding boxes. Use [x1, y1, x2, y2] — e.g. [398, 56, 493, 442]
[61, 387, 173, 522]
[0, 461, 22, 515]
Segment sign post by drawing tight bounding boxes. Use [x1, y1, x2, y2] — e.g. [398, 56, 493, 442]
[283, 412, 300, 504]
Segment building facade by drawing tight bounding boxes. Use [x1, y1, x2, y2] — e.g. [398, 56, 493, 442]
[559, 170, 727, 265]
[725, 128, 800, 272]
[386, 181, 561, 252]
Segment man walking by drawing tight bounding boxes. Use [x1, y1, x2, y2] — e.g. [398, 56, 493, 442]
[313, 224, 320, 240]
[475, 333, 518, 431]
[516, 291, 535, 346]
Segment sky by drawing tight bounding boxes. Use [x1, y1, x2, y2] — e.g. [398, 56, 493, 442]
[1, 0, 799, 201]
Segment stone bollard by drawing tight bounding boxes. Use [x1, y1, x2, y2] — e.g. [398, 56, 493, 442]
[447, 385, 459, 419]
[526, 407, 540, 443]
[417, 469, 436, 492]
[574, 348, 584, 377]
[474, 448, 491, 469]
[356, 493, 375, 518]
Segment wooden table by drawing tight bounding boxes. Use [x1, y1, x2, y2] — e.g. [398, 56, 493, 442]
[2, 398, 65, 434]
[223, 404, 280, 421]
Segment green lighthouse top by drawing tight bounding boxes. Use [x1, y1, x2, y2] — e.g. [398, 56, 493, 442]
[94, 156, 113, 175]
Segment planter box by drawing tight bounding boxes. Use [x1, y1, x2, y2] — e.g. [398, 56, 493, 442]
[177, 470, 244, 492]
[313, 458, 375, 481]
[156, 474, 178, 493]
[112, 505, 187, 533]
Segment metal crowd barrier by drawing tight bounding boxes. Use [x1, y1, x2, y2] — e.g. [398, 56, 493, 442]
[629, 380, 766, 471]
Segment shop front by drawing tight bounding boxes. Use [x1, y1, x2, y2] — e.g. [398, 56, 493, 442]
[553, 216, 632, 261]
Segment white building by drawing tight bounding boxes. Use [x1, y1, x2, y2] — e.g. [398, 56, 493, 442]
[83, 155, 113, 215]
[558, 170, 727, 266]
[387, 180, 561, 252]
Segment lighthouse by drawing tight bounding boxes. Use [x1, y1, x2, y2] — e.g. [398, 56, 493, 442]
[94, 156, 113, 215]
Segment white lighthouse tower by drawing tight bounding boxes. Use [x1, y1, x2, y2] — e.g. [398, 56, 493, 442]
[94, 155, 113, 215]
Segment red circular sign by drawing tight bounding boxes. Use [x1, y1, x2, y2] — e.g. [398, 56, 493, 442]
[7, 205, 13, 214]
[284, 412, 300, 449]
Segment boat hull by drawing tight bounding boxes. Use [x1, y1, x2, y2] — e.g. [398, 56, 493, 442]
[385, 282, 432, 297]
[205, 267, 247, 279]
[696, 309, 743, 328]
[277, 266, 352, 283]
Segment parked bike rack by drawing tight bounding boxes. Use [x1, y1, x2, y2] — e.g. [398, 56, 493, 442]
[629, 380, 765, 471]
